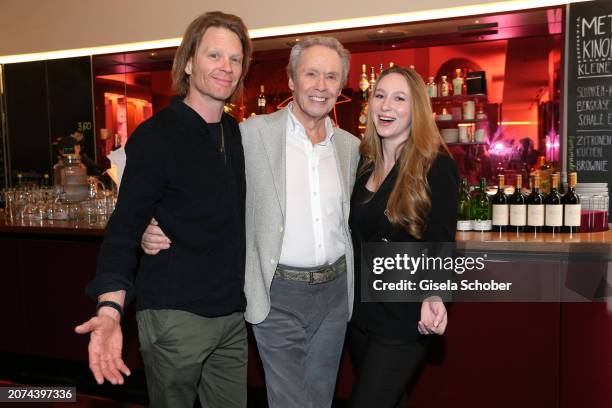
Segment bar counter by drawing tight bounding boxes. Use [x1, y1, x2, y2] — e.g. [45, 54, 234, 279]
[0, 216, 105, 236]
[1, 214, 610, 242]
[1, 214, 610, 407]
[458, 229, 612, 243]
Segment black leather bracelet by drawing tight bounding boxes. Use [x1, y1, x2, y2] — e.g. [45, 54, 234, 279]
[96, 300, 124, 321]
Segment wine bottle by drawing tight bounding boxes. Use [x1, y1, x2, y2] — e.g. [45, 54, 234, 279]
[562, 172, 581, 234]
[257, 85, 266, 114]
[509, 174, 527, 233]
[471, 178, 491, 231]
[527, 174, 544, 233]
[457, 178, 472, 231]
[544, 173, 562, 233]
[491, 174, 508, 233]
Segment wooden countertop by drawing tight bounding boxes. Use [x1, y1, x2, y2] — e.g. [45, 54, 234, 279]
[456, 229, 612, 253]
[1, 209, 610, 245]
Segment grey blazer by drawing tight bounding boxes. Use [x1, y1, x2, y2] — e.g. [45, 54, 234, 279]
[240, 107, 361, 324]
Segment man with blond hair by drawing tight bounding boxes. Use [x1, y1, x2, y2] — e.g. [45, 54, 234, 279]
[76, 11, 252, 408]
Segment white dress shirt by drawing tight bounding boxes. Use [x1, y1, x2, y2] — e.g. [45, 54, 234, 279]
[278, 104, 346, 268]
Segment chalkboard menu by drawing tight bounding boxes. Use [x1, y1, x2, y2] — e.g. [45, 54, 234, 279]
[567, 0, 612, 191]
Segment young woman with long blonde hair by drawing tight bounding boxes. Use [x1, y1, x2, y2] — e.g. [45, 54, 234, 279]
[348, 66, 458, 407]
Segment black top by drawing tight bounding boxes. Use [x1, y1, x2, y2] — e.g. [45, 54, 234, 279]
[86, 96, 246, 317]
[349, 153, 458, 340]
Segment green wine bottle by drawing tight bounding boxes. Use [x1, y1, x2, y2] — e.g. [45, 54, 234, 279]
[457, 178, 472, 231]
[471, 178, 491, 231]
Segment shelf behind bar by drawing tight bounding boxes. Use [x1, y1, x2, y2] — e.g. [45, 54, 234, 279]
[430, 94, 488, 102]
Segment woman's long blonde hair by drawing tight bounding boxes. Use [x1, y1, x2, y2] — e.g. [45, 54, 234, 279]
[359, 66, 450, 239]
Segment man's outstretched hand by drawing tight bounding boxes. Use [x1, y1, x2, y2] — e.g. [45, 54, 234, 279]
[75, 314, 131, 385]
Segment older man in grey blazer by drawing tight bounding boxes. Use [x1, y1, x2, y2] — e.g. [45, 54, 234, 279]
[143, 36, 359, 408]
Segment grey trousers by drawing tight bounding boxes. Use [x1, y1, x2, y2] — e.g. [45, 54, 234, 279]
[252, 267, 348, 408]
[136, 309, 247, 408]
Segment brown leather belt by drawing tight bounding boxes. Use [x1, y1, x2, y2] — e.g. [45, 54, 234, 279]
[275, 256, 346, 285]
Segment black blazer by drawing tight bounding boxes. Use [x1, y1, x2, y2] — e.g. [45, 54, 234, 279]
[349, 153, 459, 340]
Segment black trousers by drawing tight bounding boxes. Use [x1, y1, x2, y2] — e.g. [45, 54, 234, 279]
[348, 323, 429, 408]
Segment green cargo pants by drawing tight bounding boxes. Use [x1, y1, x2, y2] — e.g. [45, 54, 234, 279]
[136, 309, 247, 408]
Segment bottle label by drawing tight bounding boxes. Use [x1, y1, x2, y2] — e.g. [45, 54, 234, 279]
[457, 220, 472, 231]
[564, 204, 582, 227]
[441, 84, 449, 97]
[492, 204, 509, 226]
[510, 205, 527, 226]
[473, 220, 492, 231]
[527, 205, 544, 226]
[453, 79, 462, 96]
[545, 205, 563, 227]
[427, 85, 437, 98]
[258, 99, 266, 107]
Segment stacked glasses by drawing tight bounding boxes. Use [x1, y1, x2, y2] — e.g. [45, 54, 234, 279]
[1, 179, 117, 225]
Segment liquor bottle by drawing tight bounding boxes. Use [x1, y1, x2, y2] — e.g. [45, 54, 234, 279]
[509, 174, 527, 233]
[544, 173, 562, 233]
[491, 174, 508, 233]
[369, 66, 376, 92]
[562, 172, 581, 234]
[452, 68, 463, 96]
[357, 65, 370, 138]
[471, 178, 492, 231]
[389, 62, 395, 68]
[379, 63, 384, 77]
[526, 174, 544, 233]
[358, 64, 369, 96]
[457, 178, 472, 231]
[426, 77, 438, 98]
[440, 75, 450, 97]
[257, 85, 267, 114]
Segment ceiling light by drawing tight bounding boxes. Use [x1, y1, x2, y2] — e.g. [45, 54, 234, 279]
[0, 0, 590, 64]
